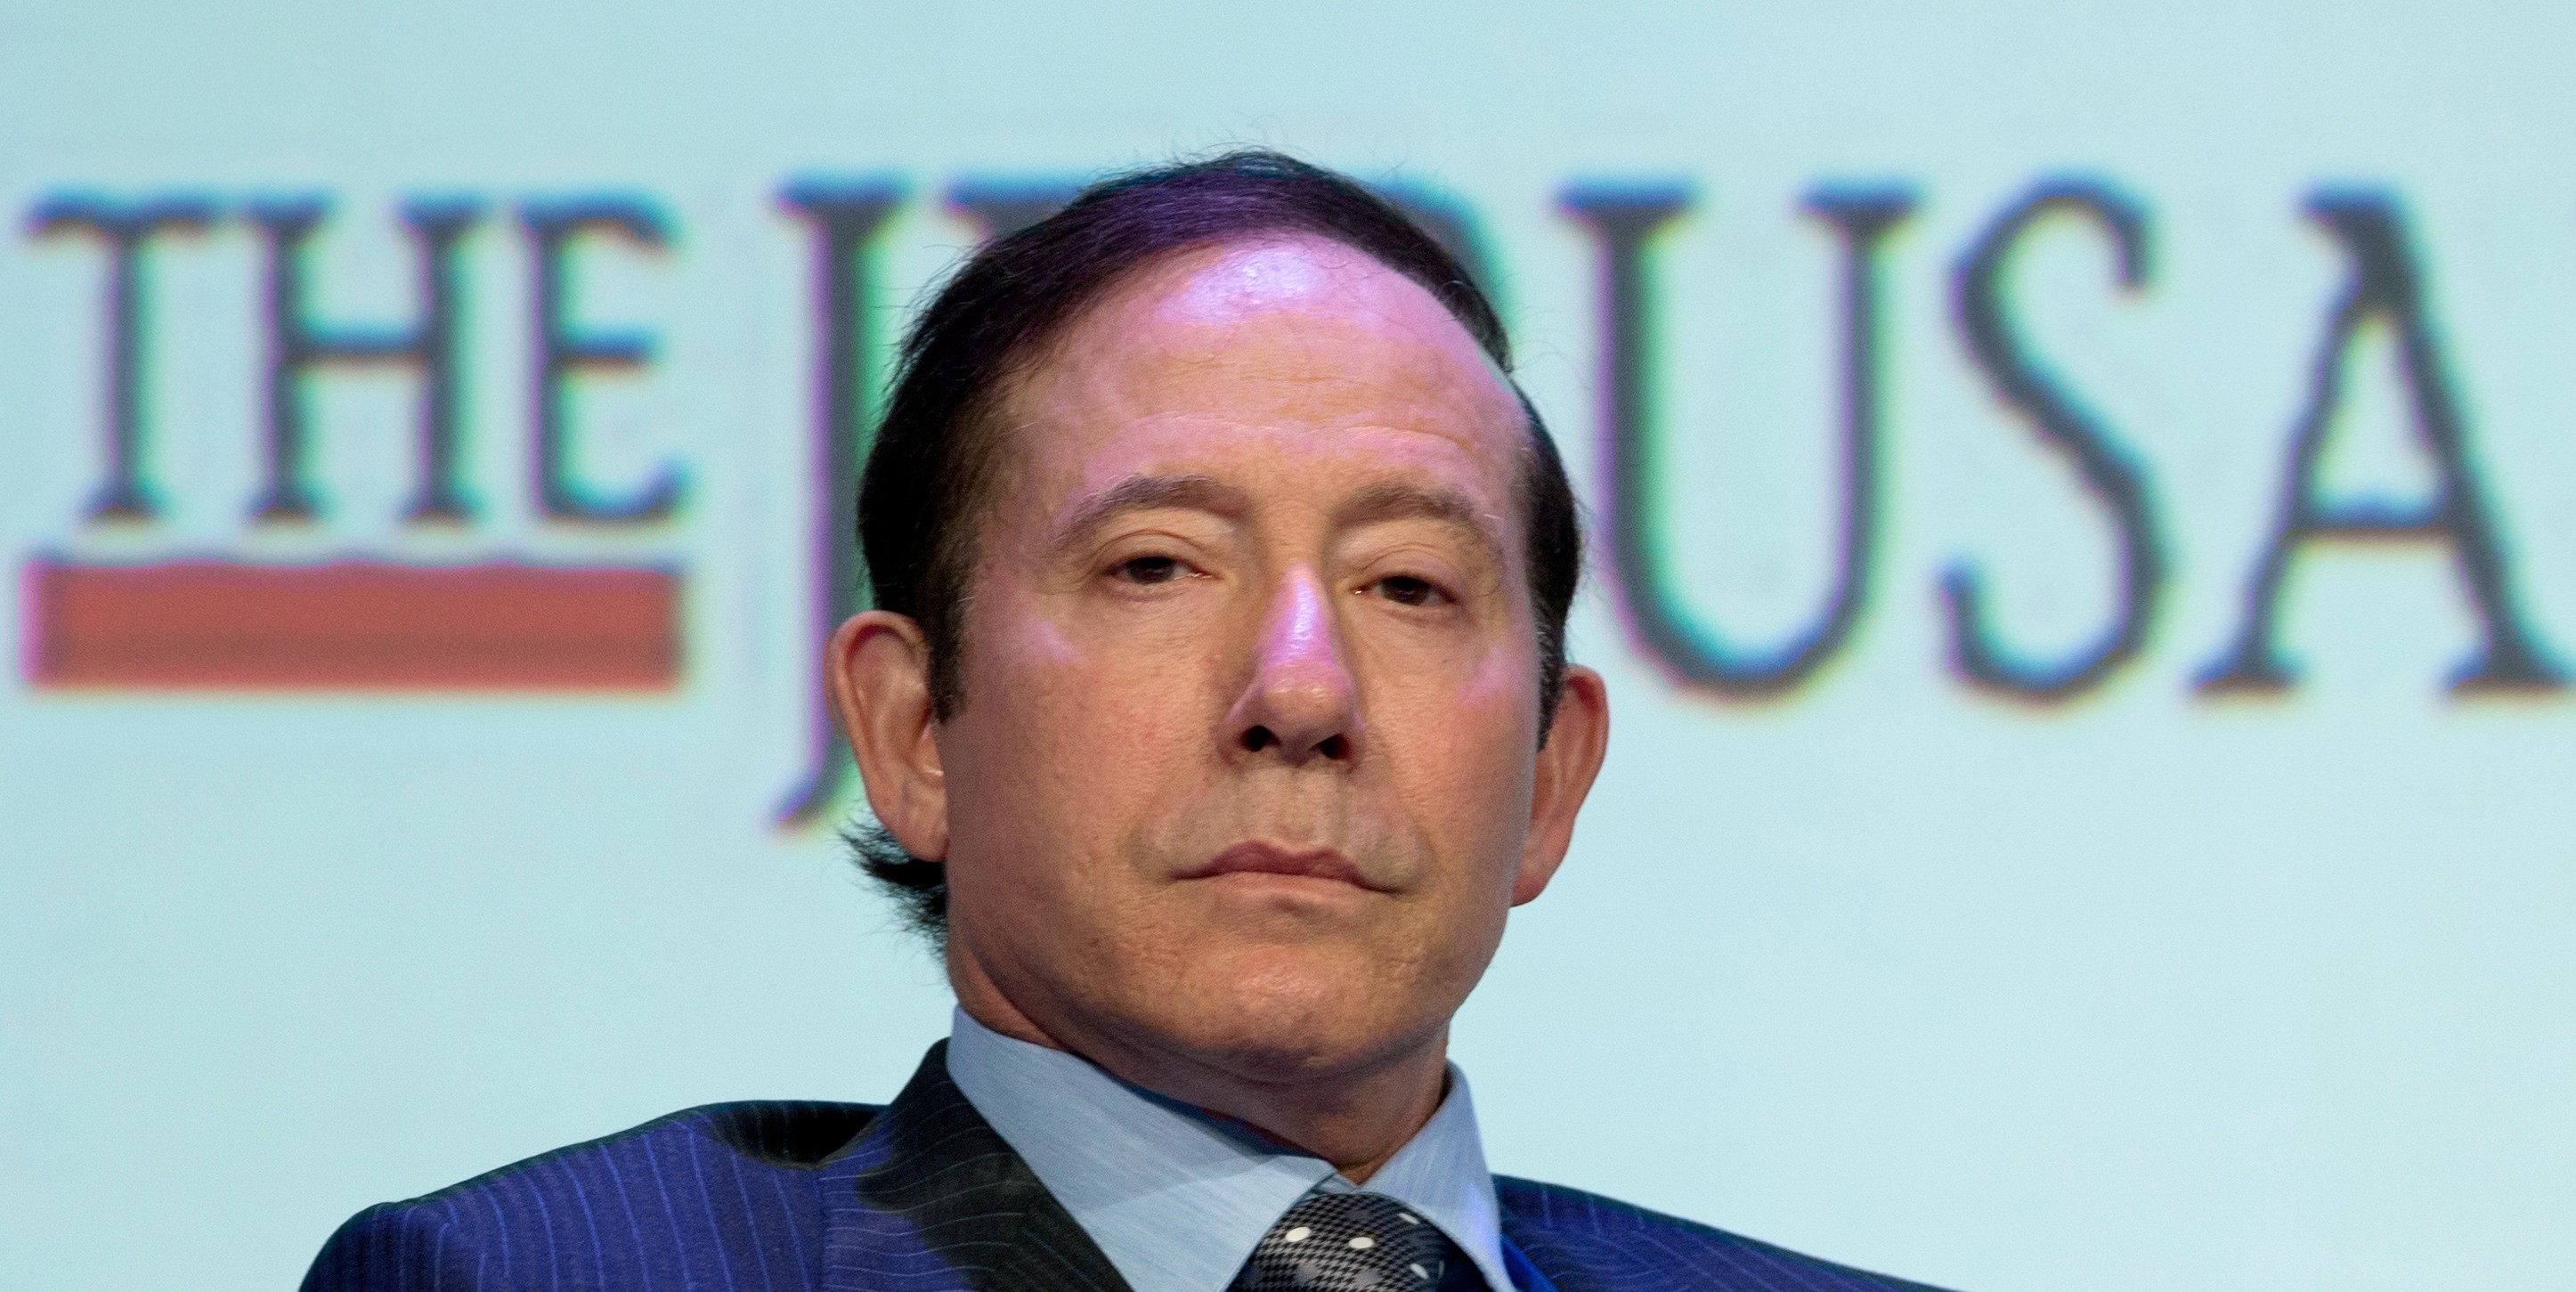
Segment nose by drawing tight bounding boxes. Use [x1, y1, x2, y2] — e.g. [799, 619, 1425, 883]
[1226, 567, 1362, 767]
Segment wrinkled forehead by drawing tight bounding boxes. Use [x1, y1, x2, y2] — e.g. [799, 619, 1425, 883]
[992, 235, 1531, 495]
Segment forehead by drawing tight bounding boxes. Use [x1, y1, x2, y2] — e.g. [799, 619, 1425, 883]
[992, 236, 1529, 509]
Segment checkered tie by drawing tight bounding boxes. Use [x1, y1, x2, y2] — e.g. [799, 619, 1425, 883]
[1230, 1190, 1462, 1290]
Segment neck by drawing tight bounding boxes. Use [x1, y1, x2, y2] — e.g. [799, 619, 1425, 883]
[954, 967, 1447, 1183]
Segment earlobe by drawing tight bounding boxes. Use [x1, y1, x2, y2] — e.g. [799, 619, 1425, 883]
[1512, 665, 1610, 906]
[826, 610, 950, 861]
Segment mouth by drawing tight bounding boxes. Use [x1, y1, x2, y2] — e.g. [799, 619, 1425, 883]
[1178, 841, 1386, 892]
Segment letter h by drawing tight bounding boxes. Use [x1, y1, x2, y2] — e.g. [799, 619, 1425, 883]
[245, 199, 480, 523]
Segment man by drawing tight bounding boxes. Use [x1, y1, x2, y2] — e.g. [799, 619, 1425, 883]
[305, 150, 1944, 1292]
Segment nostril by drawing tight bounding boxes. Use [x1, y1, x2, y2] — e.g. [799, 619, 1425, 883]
[1242, 725, 1276, 752]
[1316, 734, 1349, 761]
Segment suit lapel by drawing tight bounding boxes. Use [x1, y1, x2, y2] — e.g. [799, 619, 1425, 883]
[817, 1041, 1133, 1292]
[1496, 1234, 1562, 1292]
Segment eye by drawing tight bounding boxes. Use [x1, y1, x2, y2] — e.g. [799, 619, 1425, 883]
[1372, 574, 1448, 607]
[1113, 554, 1188, 584]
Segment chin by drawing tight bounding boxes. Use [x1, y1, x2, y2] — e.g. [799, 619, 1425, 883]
[1142, 939, 1441, 1082]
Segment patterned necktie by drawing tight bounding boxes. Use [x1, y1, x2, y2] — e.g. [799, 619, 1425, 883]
[1230, 1190, 1467, 1290]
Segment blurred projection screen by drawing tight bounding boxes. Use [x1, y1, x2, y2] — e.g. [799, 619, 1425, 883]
[4, 4, 2572, 1291]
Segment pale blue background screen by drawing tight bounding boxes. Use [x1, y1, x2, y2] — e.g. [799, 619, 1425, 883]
[4, 4, 2572, 1290]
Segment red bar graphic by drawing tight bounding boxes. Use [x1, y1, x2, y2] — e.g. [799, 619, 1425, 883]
[24, 557, 680, 690]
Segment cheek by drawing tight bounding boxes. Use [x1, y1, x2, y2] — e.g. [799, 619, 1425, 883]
[1379, 649, 1540, 866]
[946, 608, 1207, 853]
[1376, 624, 1540, 749]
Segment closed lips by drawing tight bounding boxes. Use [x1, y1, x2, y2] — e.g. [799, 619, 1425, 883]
[1181, 843, 1383, 890]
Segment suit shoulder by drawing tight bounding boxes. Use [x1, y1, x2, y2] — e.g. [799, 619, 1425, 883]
[304, 1199, 475, 1292]
[303, 1101, 880, 1292]
[434, 1099, 882, 1199]
[1496, 1175, 1955, 1292]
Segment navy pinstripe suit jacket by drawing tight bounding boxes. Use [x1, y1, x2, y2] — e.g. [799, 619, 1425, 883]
[305, 1044, 1949, 1292]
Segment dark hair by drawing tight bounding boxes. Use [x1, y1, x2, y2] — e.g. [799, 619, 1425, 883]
[848, 149, 1582, 940]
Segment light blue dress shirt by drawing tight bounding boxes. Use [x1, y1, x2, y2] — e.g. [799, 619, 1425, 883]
[945, 1008, 1513, 1292]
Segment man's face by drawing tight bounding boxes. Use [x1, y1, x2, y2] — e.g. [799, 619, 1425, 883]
[925, 236, 1584, 1085]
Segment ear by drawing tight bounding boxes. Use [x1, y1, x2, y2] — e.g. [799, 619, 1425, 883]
[1512, 664, 1609, 906]
[827, 609, 950, 862]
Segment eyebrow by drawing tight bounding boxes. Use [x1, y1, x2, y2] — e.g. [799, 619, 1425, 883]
[1049, 472, 1508, 565]
[1050, 474, 1251, 553]
[1333, 480, 1507, 565]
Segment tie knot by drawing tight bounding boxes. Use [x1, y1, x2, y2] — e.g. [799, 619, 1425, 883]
[1232, 1190, 1456, 1291]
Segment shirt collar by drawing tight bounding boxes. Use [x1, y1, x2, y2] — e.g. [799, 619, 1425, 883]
[944, 1008, 1512, 1292]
